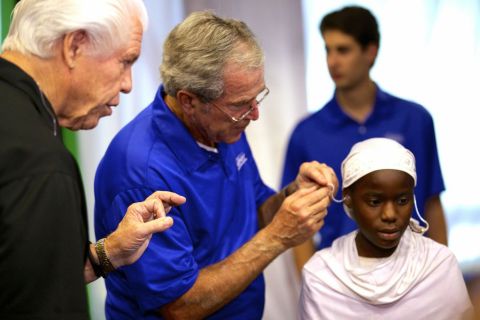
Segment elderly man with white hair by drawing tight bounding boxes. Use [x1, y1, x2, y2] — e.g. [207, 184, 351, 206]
[0, 1, 186, 319]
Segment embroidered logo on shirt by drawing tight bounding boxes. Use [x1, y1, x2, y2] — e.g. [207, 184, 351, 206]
[235, 152, 248, 171]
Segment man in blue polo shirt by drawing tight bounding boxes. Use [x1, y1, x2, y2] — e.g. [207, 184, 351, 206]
[94, 11, 337, 319]
[281, 5, 448, 272]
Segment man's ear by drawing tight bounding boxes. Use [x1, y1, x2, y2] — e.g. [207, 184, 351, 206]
[63, 30, 88, 69]
[177, 90, 198, 115]
[365, 43, 378, 67]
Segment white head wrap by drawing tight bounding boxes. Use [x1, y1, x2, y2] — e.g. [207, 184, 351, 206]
[341, 137, 416, 189]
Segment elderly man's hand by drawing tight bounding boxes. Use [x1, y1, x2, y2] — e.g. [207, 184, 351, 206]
[294, 161, 338, 193]
[266, 186, 330, 249]
[104, 191, 186, 268]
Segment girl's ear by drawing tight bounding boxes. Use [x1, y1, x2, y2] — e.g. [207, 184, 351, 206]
[342, 190, 355, 220]
[343, 191, 352, 208]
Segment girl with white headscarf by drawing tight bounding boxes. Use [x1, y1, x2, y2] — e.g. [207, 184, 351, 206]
[299, 138, 473, 319]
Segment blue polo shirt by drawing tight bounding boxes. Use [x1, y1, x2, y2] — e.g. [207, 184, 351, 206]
[281, 85, 445, 249]
[94, 86, 275, 319]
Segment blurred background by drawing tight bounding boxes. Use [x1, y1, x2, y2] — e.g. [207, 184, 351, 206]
[2, 0, 479, 319]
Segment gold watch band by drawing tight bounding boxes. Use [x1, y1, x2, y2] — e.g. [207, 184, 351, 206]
[95, 238, 115, 277]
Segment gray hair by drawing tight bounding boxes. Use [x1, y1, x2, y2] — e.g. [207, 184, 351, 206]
[1, 0, 148, 58]
[161, 11, 264, 102]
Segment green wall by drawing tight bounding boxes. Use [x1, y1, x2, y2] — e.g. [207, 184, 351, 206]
[1, 0, 17, 41]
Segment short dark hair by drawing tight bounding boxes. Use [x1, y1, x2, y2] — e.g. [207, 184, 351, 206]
[319, 6, 380, 49]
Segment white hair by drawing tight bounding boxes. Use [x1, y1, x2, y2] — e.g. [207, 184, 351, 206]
[1, 0, 148, 58]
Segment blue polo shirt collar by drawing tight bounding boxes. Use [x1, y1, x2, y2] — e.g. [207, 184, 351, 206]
[325, 84, 393, 126]
[151, 86, 233, 175]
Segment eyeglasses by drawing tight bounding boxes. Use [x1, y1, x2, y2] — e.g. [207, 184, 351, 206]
[210, 87, 270, 122]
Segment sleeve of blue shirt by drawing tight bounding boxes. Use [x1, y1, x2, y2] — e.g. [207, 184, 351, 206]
[101, 187, 199, 314]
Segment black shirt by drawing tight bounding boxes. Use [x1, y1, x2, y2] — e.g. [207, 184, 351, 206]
[0, 57, 89, 319]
